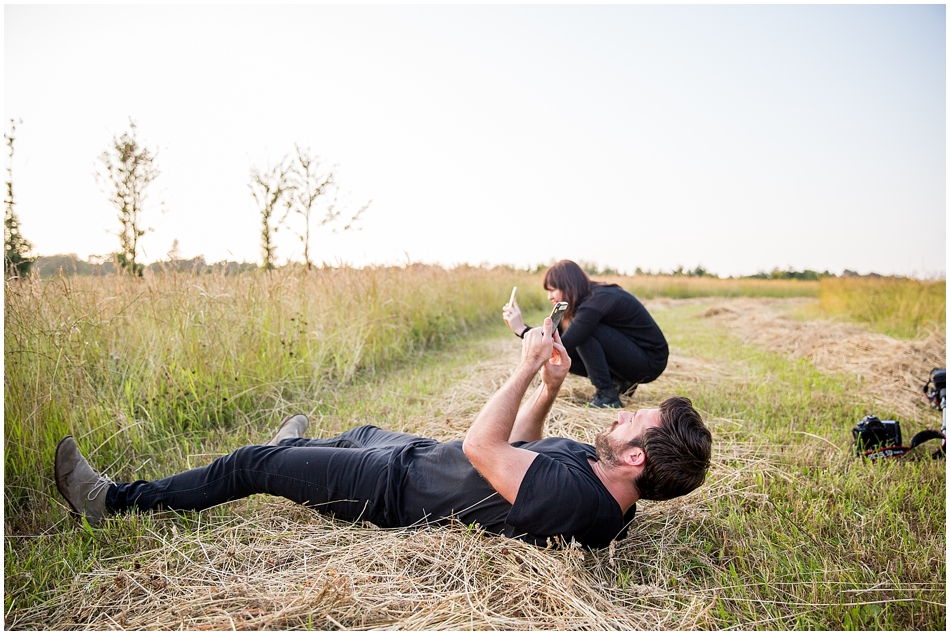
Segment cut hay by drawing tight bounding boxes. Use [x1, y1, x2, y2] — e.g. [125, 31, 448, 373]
[16, 496, 722, 631]
[698, 298, 946, 423]
[15, 430, 877, 632]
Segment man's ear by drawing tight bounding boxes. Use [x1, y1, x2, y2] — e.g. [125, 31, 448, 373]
[623, 445, 647, 468]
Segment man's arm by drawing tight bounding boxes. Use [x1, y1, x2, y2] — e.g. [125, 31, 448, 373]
[507, 383, 556, 443]
[462, 319, 570, 504]
[508, 329, 570, 443]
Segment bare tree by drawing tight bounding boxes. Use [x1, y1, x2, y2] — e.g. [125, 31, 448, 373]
[4, 118, 34, 278]
[96, 119, 159, 276]
[249, 157, 294, 270]
[283, 145, 371, 269]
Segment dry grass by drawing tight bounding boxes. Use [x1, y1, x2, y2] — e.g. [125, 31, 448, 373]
[22, 505, 663, 631]
[698, 298, 946, 422]
[20, 497, 742, 631]
[6, 294, 944, 630]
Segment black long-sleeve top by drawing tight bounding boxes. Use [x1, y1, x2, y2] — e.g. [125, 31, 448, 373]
[527, 284, 668, 355]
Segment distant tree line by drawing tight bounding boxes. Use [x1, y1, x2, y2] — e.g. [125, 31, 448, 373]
[743, 268, 835, 281]
[531, 261, 847, 280]
[31, 254, 258, 277]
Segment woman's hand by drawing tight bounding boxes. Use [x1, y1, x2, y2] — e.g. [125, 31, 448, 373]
[502, 298, 526, 335]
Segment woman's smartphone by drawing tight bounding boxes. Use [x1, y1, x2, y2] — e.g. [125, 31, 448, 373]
[508, 286, 517, 306]
[550, 301, 568, 331]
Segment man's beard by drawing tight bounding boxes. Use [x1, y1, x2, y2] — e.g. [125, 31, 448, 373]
[594, 429, 625, 466]
[596, 424, 647, 467]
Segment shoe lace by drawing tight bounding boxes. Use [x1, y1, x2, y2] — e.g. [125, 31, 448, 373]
[87, 473, 114, 501]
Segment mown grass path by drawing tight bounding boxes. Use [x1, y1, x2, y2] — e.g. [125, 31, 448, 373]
[5, 297, 945, 630]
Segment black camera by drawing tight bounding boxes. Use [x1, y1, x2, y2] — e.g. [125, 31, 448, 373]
[852, 415, 904, 460]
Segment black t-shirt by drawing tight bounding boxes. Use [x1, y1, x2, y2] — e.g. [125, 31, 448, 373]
[390, 437, 636, 549]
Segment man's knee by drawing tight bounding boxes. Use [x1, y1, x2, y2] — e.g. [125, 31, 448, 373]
[224, 444, 270, 472]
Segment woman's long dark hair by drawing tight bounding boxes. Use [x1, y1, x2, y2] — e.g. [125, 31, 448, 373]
[543, 260, 602, 322]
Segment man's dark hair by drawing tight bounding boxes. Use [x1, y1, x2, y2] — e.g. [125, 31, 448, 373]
[543, 260, 597, 322]
[631, 396, 712, 501]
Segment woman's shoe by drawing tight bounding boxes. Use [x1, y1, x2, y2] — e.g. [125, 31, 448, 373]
[613, 378, 637, 397]
[588, 388, 622, 409]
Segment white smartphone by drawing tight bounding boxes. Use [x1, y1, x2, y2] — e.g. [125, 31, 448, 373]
[549, 301, 568, 331]
[508, 286, 517, 306]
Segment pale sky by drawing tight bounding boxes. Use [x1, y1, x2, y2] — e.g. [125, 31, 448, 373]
[4, 3, 946, 277]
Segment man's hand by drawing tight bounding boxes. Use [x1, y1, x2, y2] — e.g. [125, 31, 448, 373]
[520, 316, 556, 371]
[541, 327, 571, 389]
[522, 318, 570, 386]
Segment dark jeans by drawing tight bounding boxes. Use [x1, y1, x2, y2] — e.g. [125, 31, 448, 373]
[106, 426, 425, 527]
[565, 324, 668, 391]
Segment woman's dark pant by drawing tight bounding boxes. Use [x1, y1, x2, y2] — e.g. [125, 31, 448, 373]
[106, 426, 423, 527]
[565, 324, 668, 391]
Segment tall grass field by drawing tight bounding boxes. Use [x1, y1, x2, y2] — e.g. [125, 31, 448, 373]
[819, 276, 946, 339]
[4, 267, 945, 629]
[606, 274, 819, 299]
[4, 266, 547, 521]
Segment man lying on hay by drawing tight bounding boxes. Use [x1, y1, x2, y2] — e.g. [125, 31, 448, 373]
[54, 317, 712, 549]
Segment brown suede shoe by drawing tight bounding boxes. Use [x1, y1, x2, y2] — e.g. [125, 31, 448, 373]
[266, 414, 309, 446]
[54, 436, 113, 526]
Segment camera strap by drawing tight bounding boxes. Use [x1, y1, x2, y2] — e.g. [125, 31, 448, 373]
[860, 445, 909, 462]
[860, 430, 945, 462]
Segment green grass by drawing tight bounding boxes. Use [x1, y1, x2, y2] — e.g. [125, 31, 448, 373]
[4, 268, 945, 629]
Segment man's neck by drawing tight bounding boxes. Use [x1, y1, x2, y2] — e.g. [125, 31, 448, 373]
[588, 458, 639, 513]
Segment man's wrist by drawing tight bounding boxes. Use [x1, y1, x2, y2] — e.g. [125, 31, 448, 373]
[515, 358, 546, 382]
[540, 377, 564, 395]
